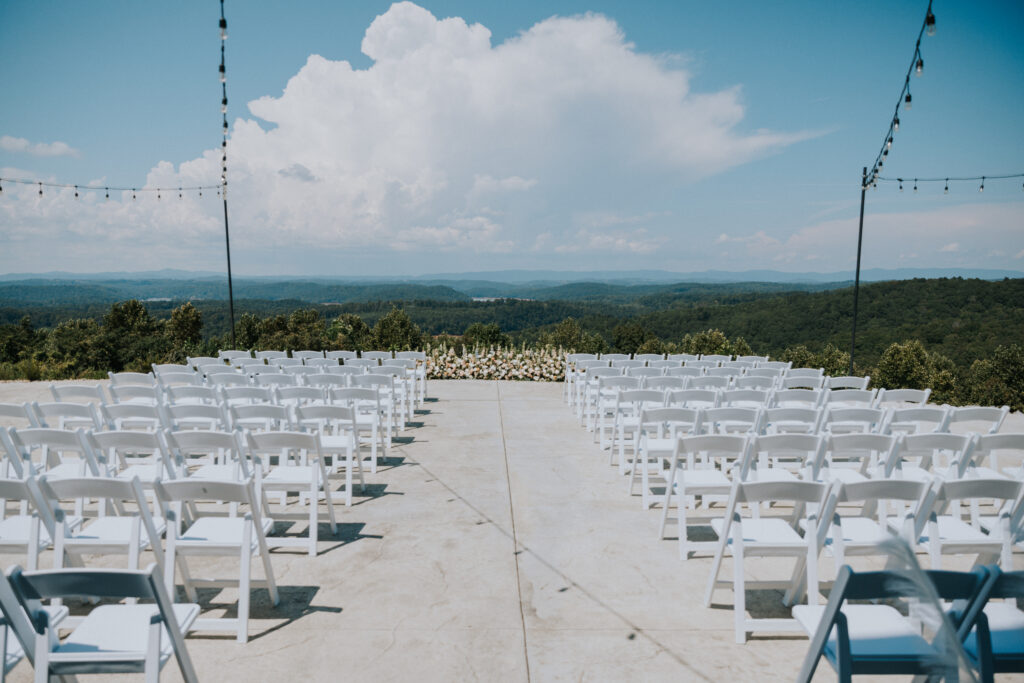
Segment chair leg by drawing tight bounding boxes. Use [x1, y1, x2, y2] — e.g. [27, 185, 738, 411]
[238, 527, 252, 643]
[146, 620, 161, 683]
[733, 536, 746, 644]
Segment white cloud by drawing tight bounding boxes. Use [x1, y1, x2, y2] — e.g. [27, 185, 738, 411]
[0, 2, 814, 273]
[939, 242, 960, 253]
[0, 135, 79, 157]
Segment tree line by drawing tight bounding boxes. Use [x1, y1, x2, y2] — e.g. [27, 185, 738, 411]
[0, 298, 1020, 411]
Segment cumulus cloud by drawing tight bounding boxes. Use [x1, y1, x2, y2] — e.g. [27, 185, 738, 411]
[2, 2, 813, 273]
[0, 135, 79, 157]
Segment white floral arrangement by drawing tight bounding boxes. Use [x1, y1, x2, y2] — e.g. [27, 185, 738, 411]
[424, 343, 565, 381]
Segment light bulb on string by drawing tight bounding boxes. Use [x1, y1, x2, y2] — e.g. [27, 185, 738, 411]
[0, 180, 3, 194]
[904, 92, 912, 110]
[179, 187, 183, 199]
[894, 117, 899, 132]
[979, 177, 985, 193]
[157, 191, 161, 200]
[221, 97, 228, 114]
[105, 187, 109, 200]
[219, 64, 226, 83]
[944, 179, 949, 194]
[886, 136, 893, 150]
[132, 189, 137, 200]
[898, 179, 903, 192]
[913, 179, 918, 193]
[220, 18, 228, 40]
[74, 185, 78, 199]
[926, 10, 936, 37]
[916, 58, 924, 76]
[38, 183, 42, 196]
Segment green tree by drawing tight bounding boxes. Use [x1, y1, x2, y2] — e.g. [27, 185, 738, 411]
[874, 340, 933, 390]
[99, 300, 169, 372]
[45, 319, 104, 376]
[167, 302, 203, 346]
[544, 317, 585, 350]
[962, 344, 1024, 411]
[236, 313, 261, 349]
[372, 307, 425, 351]
[463, 322, 508, 348]
[329, 313, 373, 351]
[612, 321, 649, 355]
[679, 329, 730, 356]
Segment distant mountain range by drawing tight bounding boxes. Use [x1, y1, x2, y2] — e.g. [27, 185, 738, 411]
[1, 267, 1020, 287]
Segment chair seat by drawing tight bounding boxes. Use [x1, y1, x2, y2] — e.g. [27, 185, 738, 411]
[673, 468, 730, 490]
[116, 464, 162, 484]
[741, 469, 799, 484]
[824, 518, 890, 546]
[262, 466, 316, 488]
[319, 434, 354, 452]
[963, 603, 1024, 660]
[821, 468, 870, 484]
[793, 604, 936, 659]
[190, 464, 241, 481]
[0, 515, 53, 547]
[51, 603, 199, 669]
[46, 462, 92, 479]
[178, 517, 273, 552]
[710, 518, 805, 546]
[921, 516, 996, 545]
[69, 516, 166, 549]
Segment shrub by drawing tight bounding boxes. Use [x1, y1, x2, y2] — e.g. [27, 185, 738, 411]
[962, 344, 1024, 411]
[874, 340, 934, 390]
[372, 307, 425, 351]
[463, 322, 508, 348]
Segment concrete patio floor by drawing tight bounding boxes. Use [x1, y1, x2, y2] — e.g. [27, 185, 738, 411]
[1, 379, 1021, 682]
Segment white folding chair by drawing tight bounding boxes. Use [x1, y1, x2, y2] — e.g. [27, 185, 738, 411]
[3, 428, 103, 479]
[658, 434, 752, 560]
[822, 407, 886, 435]
[39, 475, 167, 579]
[28, 402, 103, 431]
[666, 388, 719, 410]
[330, 387, 387, 473]
[293, 404, 364, 505]
[884, 432, 974, 481]
[325, 350, 357, 361]
[243, 431, 338, 556]
[228, 404, 291, 432]
[274, 386, 327, 407]
[101, 402, 167, 431]
[825, 375, 871, 390]
[254, 350, 287, 361]
[701, 407, 763, 435]
[0, 404, 38, 430]
[921, 477, 1023, 568]
[613, 389, 665, 472]
[156, 371, 201, 388]
[0, 477, 56, 570]
[703, 479, 836, 643]
[108, 371, 157, 387]
[946, 405, 1010, 436]
[291, 350, 325, 361]
[162, 403, 228, 431]
[88, 430, 179, 485]
[3, 563, 198, 681]
[883, 405, 951, 435]
[163, 429, 253, 483]
[109, 384, 162, 406]
[818, 432, 900, 485]
[219, 385, 274, 406]
[155, 477, 278, 643]
[874, 387, 931, 408]
[219, 349, 252, 361]
[631, 407, 701, 509]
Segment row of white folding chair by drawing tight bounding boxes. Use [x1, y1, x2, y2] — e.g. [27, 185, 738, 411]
[0, 467, 275, 644]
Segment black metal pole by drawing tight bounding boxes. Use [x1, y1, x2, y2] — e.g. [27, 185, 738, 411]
[222, 192, 236, 348]
[850, 167, 867, 375]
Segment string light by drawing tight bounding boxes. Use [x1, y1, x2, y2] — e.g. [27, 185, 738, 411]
[979, 176, 985, 193]
[38, 183, 42, 196]
[898, 179, 903, 191]
[0, 177, 220, 196]
[944, 179, 949, 194]
[913, 179, 918, 192]
[874, 173, 1024, 192]
[74, 185, 79, 199]
[864, 2, 934, 187]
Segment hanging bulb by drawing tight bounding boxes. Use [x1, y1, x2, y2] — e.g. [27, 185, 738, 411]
[887, 136, 893, 150]
[898, 179, 903, 192]
[220, 18, 228, 40]
[979, 177, 985, 193]
[221, 97, 228, 114]
[893, 117, 900, 132]
[913, 179, 918, 193]
[926, 10, 936, 37]
[179, 187, 183, 199]
[105, 187, 109, 200]
[944, 179, 949, 194]
[132, 188, 137, 200]
[198, 189, 203, 197]
[0, 180, 3, 194]
[904, 92, 912, 110]
[74, 185, 79, 199]
[915, 58, 924, 77]
[223, 120, 229, 132]
[219, 64, 226, 83]
[38, 183, 43, 196]
[157, 191, 161, 200]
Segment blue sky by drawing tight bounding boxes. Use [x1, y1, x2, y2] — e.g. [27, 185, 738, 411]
[1, 1, 1022, 276]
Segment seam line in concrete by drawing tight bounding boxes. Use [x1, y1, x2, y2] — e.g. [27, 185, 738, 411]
[496, 381, 532, 683]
